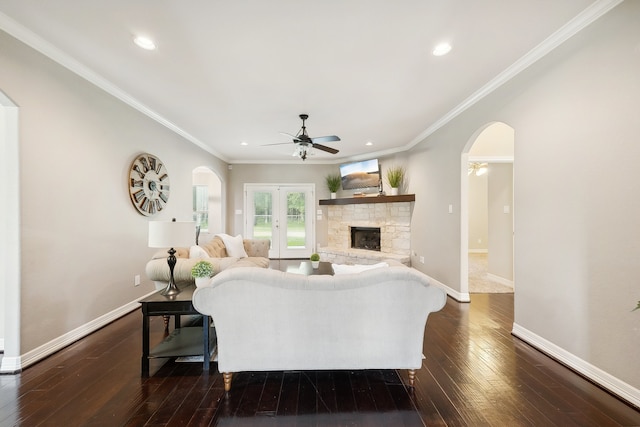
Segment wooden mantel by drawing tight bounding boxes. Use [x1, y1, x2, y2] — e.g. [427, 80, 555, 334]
[319, 194, 415, 205]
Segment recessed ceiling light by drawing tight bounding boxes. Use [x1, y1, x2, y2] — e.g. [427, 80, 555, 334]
[432, 43, 452, 56]
[240, 141, 248, 146]
[365, 141, 373, 146]
[134, 36, 156, 50]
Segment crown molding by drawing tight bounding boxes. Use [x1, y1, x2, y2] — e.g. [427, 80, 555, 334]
[0, 1, 623, 165]
[0, 12, 229, 163]
[405, 0, 624, 151]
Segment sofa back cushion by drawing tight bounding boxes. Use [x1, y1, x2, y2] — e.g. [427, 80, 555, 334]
[202, 236, 228, 258]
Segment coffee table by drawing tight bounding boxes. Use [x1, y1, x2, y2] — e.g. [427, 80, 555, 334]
[139, 285, 215, 377]
[286, 260, 334, 276]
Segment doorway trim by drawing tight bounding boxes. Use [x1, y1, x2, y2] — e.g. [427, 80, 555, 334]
[1, 90, 22, 373]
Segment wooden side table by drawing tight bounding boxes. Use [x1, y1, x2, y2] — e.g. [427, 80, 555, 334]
[139, 285, 214, 377]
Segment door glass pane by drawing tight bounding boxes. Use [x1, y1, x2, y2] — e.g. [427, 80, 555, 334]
[253, 192, 272, 241]
[286, 191, 306, 248]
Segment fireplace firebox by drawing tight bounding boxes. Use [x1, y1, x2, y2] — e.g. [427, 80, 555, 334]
[350, 226, 381, 251]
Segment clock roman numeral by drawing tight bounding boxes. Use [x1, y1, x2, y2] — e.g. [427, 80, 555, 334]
[159, 184, 169, 191]
[155, 162, 163, 174]
[159, 192, 168, 203]
[155, 200, 163, 212]
[140, 197, 150, 212]
[139, 157, 150, 172]
[133, 190, 145, 203]
[130, 179, 143, 188]
[159, 173, 168, 181]
[148, 201, 156, 215]
[133, 165, 145, 179]
[149, 156, 156, 171]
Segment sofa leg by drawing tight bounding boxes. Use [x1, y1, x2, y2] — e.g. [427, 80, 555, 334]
[407, 369, 416, 387]
[223, 372, 233, 392]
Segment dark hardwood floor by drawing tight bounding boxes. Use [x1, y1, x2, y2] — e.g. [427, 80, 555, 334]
[1, 291, 639, 426]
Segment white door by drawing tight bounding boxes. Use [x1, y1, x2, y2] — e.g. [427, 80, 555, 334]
[245, 184, 315, 258]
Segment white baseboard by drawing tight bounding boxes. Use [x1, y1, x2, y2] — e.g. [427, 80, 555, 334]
[424, 273, 470, 303]
[0, 355, 21, 373]
[468, 249, 488, 254]
[487, 273, 514, 288]
[1, 290, 157, 373]
[512, 323, 640, 409]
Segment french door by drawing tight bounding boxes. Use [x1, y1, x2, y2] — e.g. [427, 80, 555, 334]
[244, 184, 315, 258]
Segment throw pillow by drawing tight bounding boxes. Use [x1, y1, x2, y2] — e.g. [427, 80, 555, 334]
[189, 245, 209, 259]
[331, 262, 389, 275]
[216, 234, 248, 258]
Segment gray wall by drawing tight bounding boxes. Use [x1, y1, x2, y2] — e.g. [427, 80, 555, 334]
[408, 1, 639, 389]
[487, 163, 513, 281]
[227, 163, 338, 248]
[0, 30, 227, 354]
[468, 173, 488, 252]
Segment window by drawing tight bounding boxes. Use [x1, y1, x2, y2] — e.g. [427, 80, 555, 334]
[192, 185, 209, 230]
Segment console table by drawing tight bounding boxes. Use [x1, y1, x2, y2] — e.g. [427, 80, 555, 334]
[139, 285, 215, 377]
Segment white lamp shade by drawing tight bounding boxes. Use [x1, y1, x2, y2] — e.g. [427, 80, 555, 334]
[148, 221, 196, 248]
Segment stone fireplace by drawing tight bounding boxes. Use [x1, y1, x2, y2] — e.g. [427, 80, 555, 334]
[318, 197, 413, 265]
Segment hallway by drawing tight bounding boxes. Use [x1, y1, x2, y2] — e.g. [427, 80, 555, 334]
[469, 253, 513, 293]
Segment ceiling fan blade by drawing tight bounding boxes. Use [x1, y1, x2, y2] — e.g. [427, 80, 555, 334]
[262, 142, 294, 146]
[312, 143, 339, 154]
[279, 132, 301, 141]
[311, 135, 341, 144]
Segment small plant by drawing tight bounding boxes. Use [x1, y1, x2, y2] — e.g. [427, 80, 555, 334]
[310, 253, 320, 262]
[386, 165, 405, 189]
[634, 301, 640, 312]
[191, 260, 214, 278]
[325, 173, 341, 193]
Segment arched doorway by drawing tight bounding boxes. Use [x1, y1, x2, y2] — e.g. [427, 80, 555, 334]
[0, 90, 21, 373]
[192, 166, 224, 244]
[460, 122, 514, 296]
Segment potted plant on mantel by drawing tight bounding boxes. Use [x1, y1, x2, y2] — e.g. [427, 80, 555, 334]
[386, 165, 405, 196]
[191, 260, 214, 287]
[310, 253, 321, 269]
[325, 173, 341, 199]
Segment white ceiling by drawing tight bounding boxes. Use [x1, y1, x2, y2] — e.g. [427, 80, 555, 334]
[0, 0, 609, 164]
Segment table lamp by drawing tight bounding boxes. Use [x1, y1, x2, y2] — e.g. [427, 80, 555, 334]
[148, 219, 196, 296]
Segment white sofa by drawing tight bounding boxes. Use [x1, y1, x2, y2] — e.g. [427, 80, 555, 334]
[192, 264, 447, 391]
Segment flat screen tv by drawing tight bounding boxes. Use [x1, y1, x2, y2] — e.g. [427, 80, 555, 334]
[339, 158, 380, 190]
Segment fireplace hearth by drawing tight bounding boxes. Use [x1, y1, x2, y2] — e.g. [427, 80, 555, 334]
[351, 226, 381, 251]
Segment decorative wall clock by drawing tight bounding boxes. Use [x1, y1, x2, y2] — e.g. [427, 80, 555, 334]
[128, 153, 170, 216]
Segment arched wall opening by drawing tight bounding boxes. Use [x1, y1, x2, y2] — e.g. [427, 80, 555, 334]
[460, 122, 514, 297]
[192, 166, 224, 244]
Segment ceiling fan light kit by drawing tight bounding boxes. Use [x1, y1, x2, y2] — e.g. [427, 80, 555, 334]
[468, 162, 488, 176]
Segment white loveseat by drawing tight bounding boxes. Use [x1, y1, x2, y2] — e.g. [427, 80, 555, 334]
[192, 264, 447, 391]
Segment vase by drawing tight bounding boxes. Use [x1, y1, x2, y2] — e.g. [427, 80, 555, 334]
[330, 192, 337, 199]
[311, 261, 320, 269]
[195, 277, 211, 288]
[390, 187, 399, 196]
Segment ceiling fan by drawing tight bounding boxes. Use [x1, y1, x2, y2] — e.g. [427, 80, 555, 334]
[468, 162, 488, 176]
[265, 114, 340, 160]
